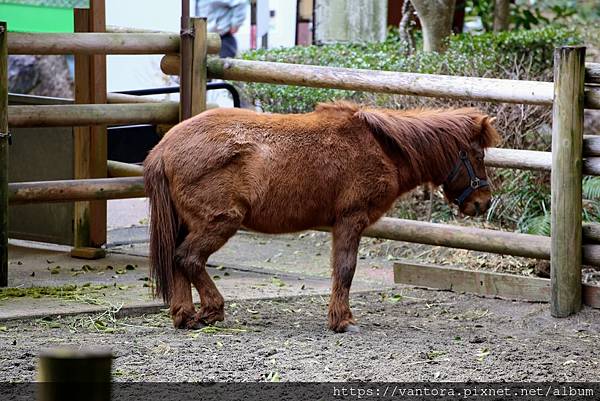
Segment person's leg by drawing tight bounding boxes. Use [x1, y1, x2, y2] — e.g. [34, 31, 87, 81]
[219, 33, 238, 58]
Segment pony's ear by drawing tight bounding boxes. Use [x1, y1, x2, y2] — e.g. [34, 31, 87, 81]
[479, 116, 501, 148]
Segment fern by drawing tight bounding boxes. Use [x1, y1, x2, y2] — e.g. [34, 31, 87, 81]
[523, 213, 551, 236]
[583, 177, 600, 201]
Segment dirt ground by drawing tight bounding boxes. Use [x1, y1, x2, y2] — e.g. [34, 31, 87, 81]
[1, 289, 599, 382]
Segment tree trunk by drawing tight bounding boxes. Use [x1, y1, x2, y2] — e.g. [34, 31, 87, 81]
[399, 0, 415, 53]
[314, 0, 388, 43]
[493, 0, 510, 31]
[411, 0, 456, 53]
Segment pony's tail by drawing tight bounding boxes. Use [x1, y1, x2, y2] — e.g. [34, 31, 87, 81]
[144, 152, 178, 304]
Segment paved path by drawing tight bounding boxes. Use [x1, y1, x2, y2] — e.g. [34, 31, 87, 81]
[2, 228, 395, 321]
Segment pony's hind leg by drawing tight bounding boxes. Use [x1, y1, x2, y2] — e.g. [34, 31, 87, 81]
[170, 226, 199, 329]
[170, 265, 199, 329]
[175, 209, 244, 327]
[329, 214, 369, 333]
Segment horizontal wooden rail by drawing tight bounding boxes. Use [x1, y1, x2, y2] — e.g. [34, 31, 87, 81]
[8, 103, 179, 127]
[485, 147, 600, 176]
[106, 93, 178, 105]
[586, 62, 600, 84]
[159, 57, 558, 105]
[583, 136, 600, 156]
[163, 57, 600, 109]
[359, 217, 550, 259]
[485, 148, 550, 172]
[356, 217, 600, 266]
[583, 223, 600, 244]
[8, 32, 221, 55]
[107, 160, 144, 177]
[8, 177, 144, 204]
[6, 176, 600, 265]
[586, 87, 600, 110]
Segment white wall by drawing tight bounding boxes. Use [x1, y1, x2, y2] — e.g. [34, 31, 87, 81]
[104, 1, 295, 93]
[105, 0, 256, 92]
[268, 0, 296, 48]
[105, 0, 183, 92]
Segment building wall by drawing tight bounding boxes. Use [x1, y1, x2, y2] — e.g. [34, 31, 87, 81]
[314, 0, 387, 43]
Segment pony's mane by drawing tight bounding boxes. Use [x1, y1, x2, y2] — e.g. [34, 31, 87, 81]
[318, 102, 502, 182]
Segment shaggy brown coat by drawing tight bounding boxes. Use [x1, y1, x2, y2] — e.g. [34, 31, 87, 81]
[144, 102, 499, 332]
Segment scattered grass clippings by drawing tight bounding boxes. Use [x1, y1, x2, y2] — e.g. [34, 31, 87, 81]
[189, 326, 248, 337]
[271, 277, 286, 287]
[267, 371, 281, 382]
[388, 294, 403, 303]
[427, 350, 447, 360]
[0, 284, 108, 304]
[477, 348, 491, 362]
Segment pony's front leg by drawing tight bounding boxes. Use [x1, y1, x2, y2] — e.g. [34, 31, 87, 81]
[328, 214, 369, 333]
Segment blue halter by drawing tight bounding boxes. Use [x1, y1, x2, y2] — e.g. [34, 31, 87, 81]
[443, 150, 489, 206]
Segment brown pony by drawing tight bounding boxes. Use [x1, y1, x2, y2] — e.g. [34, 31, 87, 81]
[144, 102, 500, 333]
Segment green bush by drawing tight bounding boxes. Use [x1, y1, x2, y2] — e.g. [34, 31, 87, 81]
[241, 27, 580, 113]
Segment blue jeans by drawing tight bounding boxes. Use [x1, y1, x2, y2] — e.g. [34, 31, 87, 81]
[220, 33, 237, 58]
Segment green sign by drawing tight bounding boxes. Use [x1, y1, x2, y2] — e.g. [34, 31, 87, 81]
[0, 0, 90, 32]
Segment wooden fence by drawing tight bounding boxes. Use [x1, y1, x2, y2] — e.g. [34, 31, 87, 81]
[2, 14, 600, 316]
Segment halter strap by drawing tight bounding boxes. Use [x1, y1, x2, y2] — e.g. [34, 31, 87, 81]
[443, 150, 488, 206]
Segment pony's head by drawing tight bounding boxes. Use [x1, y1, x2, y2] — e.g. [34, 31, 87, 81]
[441, 116, 498, 216]
[353, 103, 500, 217]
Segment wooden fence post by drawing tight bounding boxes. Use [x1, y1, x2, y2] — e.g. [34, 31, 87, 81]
[191, 17, 208, 117]
[73, 1, 108, 256]
[0, 22, 8, 287]
[551, 46, 586, 317]
[179, 0, 192, 121]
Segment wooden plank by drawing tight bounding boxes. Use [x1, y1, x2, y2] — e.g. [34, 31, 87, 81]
[393, 261, 600, 308]
[586, 62, 600, 84]
[190, 18, 208, 117]
[8, 177, 145, 204]
[551, 46, 585, 317]
[394, 261, 550, 302]
[0, 22, 8, 287]
[8, 103, 179, 127]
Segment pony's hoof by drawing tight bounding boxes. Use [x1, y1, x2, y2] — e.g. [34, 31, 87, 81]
[188, 319, 208, 330]
[343, 324, 360, 334]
